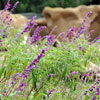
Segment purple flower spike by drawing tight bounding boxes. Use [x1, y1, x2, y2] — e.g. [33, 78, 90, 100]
[80, 11, 92, 31]
[30, 26, 46, 45]
[47, 74, 55, 78]
[45, 34, 55, 46]
[84, 91, 88, 95]
[58, 32, 65, 38]
[10, 1, 19, 12]
[65, 71, 78, 81]
[11, 81, 15, 84]
[16, 82, 27, 92]
[66, 27, 76, 38]
[73, 11, 92, 41]
[97, 41, 100, 44]
[15, 16, 36, 41]
[63, 27, 76, 41]
[49, 26, 57, 35]
[3, 1, 19, 24]
[15, 48, 48, 91]
[98, 79, 100, 81]
[0, 0, 11, 16]
[92, 96, 96, 100]
[89, 88, 93, 92]
[4, 0, 11, 10]
[85, 30, 94, 40]
[47, 89, 55, 97]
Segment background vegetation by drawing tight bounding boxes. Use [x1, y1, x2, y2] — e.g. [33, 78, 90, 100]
[0, 0, 100, 13]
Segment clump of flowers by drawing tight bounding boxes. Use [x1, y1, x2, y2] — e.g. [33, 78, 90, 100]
[78, 78, 100, 100]
[46, 71, 78, 99]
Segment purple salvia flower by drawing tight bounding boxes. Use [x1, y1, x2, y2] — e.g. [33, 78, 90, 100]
[92, 96, 96, 100]
[21, 16, 36, 34]
[16, 88, 23, 91]
[89, 35, 100, 45]
[79, 11, 92, 32]
[86, 20, 93, 28]
[58, 32, 65, 38]
[15, 33, 22, 42]
[38, 74, 55, 89]
[80, 78, 100, 99]
[18, 16, 36, 35]
[45, 34, 55, 46]
[16, 82, 26, 92]
[43, 74, 55, 82]
[63, 27, 76, 41]
[92, 85, 95, 88]
[10, 1, 19, 12]
[15, 16, 36, 41]
[0, 1, 19, 39]
[4, 33, 9, 38]
[5, 0, 11, 10]
[3, 1, 19, 24]
[0, 0, 11, 17]
[84, 90, 88, 95]
[47, 89, 55, 97]
[49, 26, 57, 35]
[73, 11, 92, 41]
[19, 82, 27, 87]
[47, 74, 55, 78]
[89, 88, 93, 92]
[96, 88, 99, 92]
[33, 26, 46, 36]
[81, 71, 91, 82]
[46, 72, 78, 99]
[45, 27, 56, 46]
[56, 32, 65, 41]
[11, 81, 15, 84]
[11, 73, 21, 79]
[95, 92, 100, 95]
[78, 46, 85, 52]
[85, 30, 94, 40]
[65, 71, 78, 81]
[97, 41, 100, 44]
[31, 26, 46, 44]
[46, 72, 77, 99]
[66, 27, 76, 38]
[29, 23, 37, 33]
[76, 27, 87, 39]
[0, 40, 3, 47]
[15, 48, 48, 92]
[42, 26, 57, 44]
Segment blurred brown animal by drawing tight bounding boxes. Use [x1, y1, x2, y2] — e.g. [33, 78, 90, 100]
[30, 5, 100, 41]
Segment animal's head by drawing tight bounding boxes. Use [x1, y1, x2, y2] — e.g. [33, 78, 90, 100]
[42, 6, 100, 41]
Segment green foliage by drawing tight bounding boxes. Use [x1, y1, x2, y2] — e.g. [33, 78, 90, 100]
[0, 25, 100, 100]
[0, 0, 98, 13]
[0, 3, 100, 98]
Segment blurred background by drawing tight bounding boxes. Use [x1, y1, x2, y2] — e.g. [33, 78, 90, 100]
[0, 0, 100, 18]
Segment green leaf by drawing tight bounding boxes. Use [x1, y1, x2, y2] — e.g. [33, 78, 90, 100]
[0, 67, 5, 78]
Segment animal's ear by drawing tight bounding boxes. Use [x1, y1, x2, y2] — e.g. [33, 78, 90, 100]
[61, 10, 79, 20]
[42, 7, 52, 18]
[42, 7, 60, 20]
